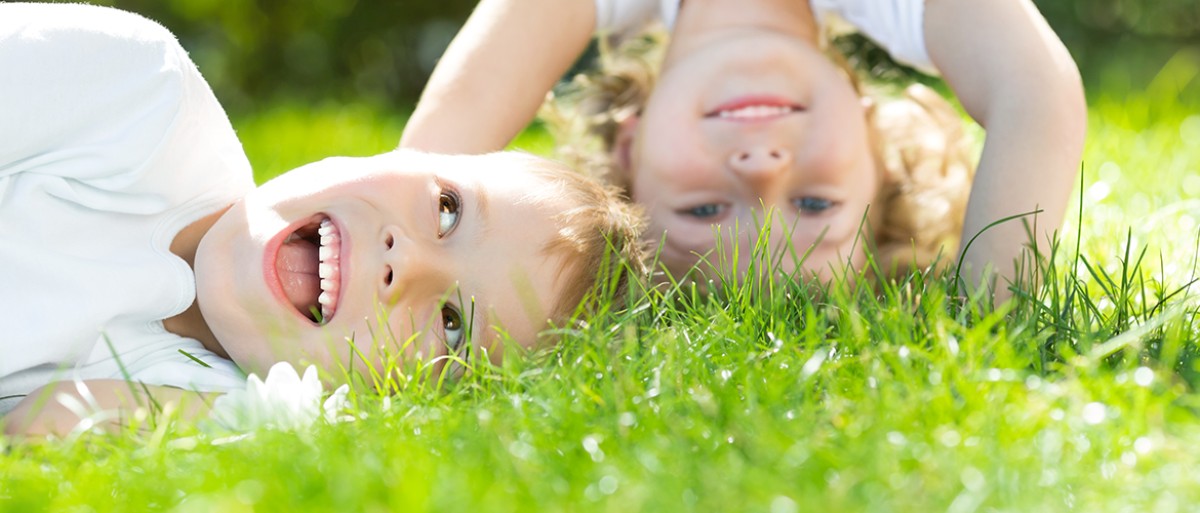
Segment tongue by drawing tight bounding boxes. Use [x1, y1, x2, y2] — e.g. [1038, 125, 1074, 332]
[276, 238, 321, 317]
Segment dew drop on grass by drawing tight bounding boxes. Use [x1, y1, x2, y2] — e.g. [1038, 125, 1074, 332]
[801, 349, 828, 378]
[1134, 436, 1153, 454]
[1082, 402, 1107, 425]
[1039, 468, 1059, 487]
[618, 412, 636, 427]
[1122, 451, 1137, 467]
[598, 476, 619, 495]
[1134, 367, 1154, 387]
[583, 435, 605, 462]
[1026, 375, 1042, 390]
[1099, 161, 1122, 183]
[960, 466, 985, 492]
[513, 440, 539, 460]
[1086, 180, 1112, 203]
[940, 429, 962, 448]
[1101, 461, 1117, 479]
[1074, 434, 1092, 452]
[770, 496, 798, 513]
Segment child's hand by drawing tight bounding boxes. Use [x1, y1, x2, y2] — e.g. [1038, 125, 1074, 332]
[400, 0, 596, 154]
[925, 0, 1087, 299]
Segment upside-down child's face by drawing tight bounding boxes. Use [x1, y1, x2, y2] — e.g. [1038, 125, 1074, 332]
[629, 29, 879, 281]
[194, 151, 572, 377]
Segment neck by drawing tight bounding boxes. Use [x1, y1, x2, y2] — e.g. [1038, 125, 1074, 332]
[163, 205, 232, 359]
[668, 0, 819, 59]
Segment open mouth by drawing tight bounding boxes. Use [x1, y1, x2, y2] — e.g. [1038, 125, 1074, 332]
[704, 96, 804, 120]
[272, 214, 343, 324]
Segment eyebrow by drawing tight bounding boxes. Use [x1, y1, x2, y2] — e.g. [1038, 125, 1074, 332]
[470, 178, 491, 236]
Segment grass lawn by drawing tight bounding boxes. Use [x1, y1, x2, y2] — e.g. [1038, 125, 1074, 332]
[3, 48, 1200, 512]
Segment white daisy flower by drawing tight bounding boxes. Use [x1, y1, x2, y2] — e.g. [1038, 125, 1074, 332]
[207, 362, 349, 432]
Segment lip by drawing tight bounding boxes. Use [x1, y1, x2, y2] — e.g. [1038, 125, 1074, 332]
[704, 95, 805, 120]
[262, 213, 349, 324]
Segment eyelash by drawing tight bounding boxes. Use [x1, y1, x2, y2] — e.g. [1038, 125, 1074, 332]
[441, 304, 466, 352]
[438, 187, 462, 237]
[793, 197, 837, 215]
[680, 203, 727, 220]
[435, 184, 468, 361]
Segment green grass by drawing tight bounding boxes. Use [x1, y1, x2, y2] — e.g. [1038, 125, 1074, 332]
[4, 51, 1200, 512]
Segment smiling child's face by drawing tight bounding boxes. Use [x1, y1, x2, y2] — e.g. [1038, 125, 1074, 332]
[194, 151, 572, 377]
[630, 29, 879, 280]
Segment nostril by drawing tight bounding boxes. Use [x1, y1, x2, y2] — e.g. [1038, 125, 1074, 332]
[385, 234, 394, 249]
[737, 152, 751, 162]
[384, 266, 393, 286]
[769, 150, 782, 159]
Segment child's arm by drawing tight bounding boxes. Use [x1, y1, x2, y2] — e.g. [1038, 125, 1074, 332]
[399, 0, 596, 154]
[2, 380, 213, 437]
[925, 0, 1087, 299]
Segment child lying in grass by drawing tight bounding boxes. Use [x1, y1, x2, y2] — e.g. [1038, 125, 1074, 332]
[401, 0, 1086, 295]
[0, 3, 644, 436]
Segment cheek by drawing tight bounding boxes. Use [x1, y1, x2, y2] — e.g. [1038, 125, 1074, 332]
[632, 113, 716, 183]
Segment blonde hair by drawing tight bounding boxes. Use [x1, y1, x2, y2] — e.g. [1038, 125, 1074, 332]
[541, 29, 975, 279]
[504, 153, 649, 324]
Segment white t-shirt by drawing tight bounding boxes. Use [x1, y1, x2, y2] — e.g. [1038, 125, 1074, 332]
[593, 0, 935, 73]
[0, 4, 253, 415]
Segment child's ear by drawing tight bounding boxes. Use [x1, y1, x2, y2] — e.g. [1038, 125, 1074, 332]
[611, 115, 640, 174]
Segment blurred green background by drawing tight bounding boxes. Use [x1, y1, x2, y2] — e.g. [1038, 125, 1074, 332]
[29, 0, 1199, 182]
[36, 0, 1200, 113]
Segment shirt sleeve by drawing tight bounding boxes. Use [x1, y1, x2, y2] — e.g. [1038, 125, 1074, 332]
[0, 3, 252, 214]
[593, 0, 678, 38]
[0, 3, 194, 184]
[810, 0, 937, 74]
[124, 341, 249, 394]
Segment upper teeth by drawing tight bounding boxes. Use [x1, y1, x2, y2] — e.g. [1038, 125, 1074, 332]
[316, 218, 340, 322]
[717, 105, 795, 119]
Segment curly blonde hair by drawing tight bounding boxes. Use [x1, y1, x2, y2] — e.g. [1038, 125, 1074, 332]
[517, 155, 650, 321]
[540, 29, 976, 280]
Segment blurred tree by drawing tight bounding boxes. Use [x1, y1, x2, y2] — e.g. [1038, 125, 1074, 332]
[42, 0, 477, 113]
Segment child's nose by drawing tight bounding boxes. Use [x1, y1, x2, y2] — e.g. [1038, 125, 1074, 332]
[729, 147, 792, 182]
[378, 226, 440, 298]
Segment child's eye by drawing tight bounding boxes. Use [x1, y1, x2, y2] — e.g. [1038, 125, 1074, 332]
[793, 197, 835, 214]
[441, 304, 466, 351]
[681, 204, 725, 219]
[438, 191, 461, 237]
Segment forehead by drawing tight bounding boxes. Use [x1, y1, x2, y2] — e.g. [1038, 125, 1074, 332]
[451, 158, 572, 354]
[439, 154, 557, 192]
